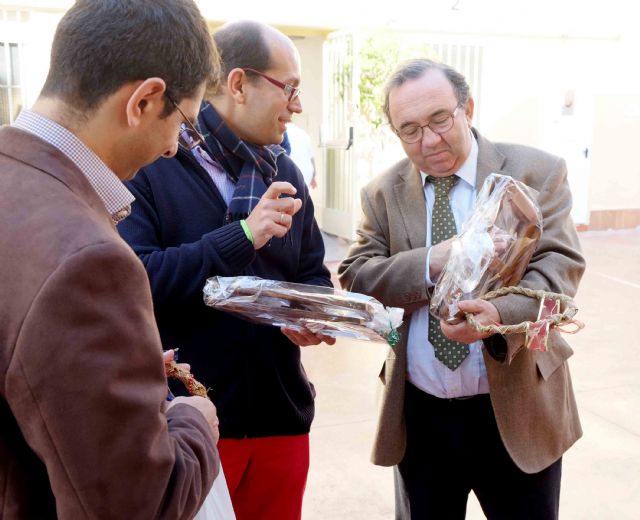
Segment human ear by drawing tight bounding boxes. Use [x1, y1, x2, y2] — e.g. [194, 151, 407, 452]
[465, 97, 475, 127]
[227, 68, 247, 104]
[125, 77, 167, 128]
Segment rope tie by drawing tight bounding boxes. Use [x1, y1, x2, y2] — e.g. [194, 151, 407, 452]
[165, 361, 209, 398]
[464, 286, 584, 350]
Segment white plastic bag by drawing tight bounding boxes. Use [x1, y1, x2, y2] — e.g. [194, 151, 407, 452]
[193, 466, 235, 520]
[203, 276, 404, 345]
[430, 173, 542, 322]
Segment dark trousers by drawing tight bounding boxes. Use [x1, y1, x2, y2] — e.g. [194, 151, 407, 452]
[395, 382, 562, 520]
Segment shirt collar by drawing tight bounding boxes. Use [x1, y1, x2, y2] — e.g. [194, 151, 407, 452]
[13, 110, 134, 224]
[420, 131, 479, 190]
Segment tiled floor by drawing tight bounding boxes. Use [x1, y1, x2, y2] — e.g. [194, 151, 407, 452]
[301, 229, 640, 519]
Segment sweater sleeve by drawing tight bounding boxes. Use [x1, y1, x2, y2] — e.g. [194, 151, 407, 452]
[118, 168, 256, 305]
[287, 167, 332, 288]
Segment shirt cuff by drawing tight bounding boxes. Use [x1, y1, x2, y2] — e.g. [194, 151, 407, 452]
[425, 246, 436, 288]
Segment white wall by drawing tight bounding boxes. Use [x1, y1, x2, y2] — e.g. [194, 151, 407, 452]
[22, 10, 62, 107]
[475, 34, 640, 224]
[7, 2, 640, 227]
[292, 35, 325, 220]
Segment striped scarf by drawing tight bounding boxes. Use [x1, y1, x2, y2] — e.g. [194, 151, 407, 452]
[198, 103, 285, 223]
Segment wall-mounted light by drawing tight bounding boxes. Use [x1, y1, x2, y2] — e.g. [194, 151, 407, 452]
[564, 89, 575, 108]
[562, 88, 575, 115]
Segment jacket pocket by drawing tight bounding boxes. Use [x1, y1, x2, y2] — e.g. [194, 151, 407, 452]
[378, 360, 386, 384]
[535, 333, 574, 381]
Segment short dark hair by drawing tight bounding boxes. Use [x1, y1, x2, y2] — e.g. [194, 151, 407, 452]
[383, 59, 470, 126]
[41, 0, 219, 117]
[213, 21, 272, 80]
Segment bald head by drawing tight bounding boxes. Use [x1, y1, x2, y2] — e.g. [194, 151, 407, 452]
[213, 21, 295, 79]
[207, 20, 302, 145]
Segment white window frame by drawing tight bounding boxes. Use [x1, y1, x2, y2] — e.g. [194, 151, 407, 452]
[0, 8, 27, 125]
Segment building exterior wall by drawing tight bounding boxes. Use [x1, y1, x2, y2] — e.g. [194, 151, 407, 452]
[0, 6, 63, 123]
[478, 34, 640, 229]
[291, 35, 325, 219]
[2, 1, 639, 231]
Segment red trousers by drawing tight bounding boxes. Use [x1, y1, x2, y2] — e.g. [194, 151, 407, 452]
[218, 434, 310, 520]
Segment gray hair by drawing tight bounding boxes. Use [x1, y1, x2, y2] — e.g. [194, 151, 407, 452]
[382, 59, 470, 126]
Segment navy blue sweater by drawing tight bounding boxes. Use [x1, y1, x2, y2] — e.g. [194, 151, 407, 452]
[118, 126, 331, 439]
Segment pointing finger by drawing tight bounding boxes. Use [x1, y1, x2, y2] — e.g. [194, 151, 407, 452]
[263, 181, 297, 200]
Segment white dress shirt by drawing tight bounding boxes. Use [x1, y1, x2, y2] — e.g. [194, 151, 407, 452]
[287, 123, 315, 186]
[190, 145, 235, 205]
[406, 136, 490, 398]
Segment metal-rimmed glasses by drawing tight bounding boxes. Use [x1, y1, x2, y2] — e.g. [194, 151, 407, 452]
[166, 94, 206, 150]
[243, 68, 301, 102]
[395, 105, 462, 144]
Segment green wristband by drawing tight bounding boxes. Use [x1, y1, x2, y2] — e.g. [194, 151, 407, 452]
[240, 219, 254, 245]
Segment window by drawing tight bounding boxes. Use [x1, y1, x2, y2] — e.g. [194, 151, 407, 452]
[430, 42, 484, 124]
[0, 42, 23, 125]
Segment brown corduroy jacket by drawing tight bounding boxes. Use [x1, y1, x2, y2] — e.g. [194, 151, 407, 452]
[339, 129, 585, 474]
[0, 127, 219, 518]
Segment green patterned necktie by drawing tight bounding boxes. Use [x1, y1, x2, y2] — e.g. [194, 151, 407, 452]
[427, 175, 469, 370]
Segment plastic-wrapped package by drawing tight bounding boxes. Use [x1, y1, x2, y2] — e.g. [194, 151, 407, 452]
[203, 276, 404, 345]
[430, 173, 543, 322]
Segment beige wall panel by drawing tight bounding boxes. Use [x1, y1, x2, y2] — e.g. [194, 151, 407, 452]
[590, 94, 640, 212]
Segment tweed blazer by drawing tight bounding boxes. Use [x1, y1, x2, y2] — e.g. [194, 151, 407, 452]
[0, 127, 218, 518]
[339, 129, 585, 474]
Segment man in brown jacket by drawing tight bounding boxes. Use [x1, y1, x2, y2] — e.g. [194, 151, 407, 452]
[0, 1, 221, 518]
[339, 59, 585, 519]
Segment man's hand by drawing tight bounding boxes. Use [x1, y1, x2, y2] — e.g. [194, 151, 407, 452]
[163, 350, 219, 443]
[281, 326, 337, 347]
[440, 299, 501, 344]
[429, 231, 513, 282]
[162, 349, 189, 372]
[167, 396, 220, 444]
[428, 237, 456, 281]
[245, 181, 303, 249]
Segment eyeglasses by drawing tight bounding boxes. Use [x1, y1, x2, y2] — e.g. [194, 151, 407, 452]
[166, 94, 206, 150]
[395, 106, 462, 144]
[243, 68, 301, 102]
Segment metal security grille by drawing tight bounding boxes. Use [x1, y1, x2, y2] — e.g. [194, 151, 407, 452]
[430, 42, 483, 124]
[319, 34, 484, 240]
[0, 9, 28, 125]
[321, 31, 359, 239]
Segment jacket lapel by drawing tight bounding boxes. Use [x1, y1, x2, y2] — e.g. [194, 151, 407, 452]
[393, 161, 427, 250]
[0, 126, 109, 219]
[475, 128, 507, 187]
[390, 129, 506, 251]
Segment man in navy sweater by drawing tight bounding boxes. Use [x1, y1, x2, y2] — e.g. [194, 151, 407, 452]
[118, 21, 333, 520]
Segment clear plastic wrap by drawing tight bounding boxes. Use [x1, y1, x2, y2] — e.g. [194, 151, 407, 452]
[203, 276, 404, 345]
[430, 173, 543, 321]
